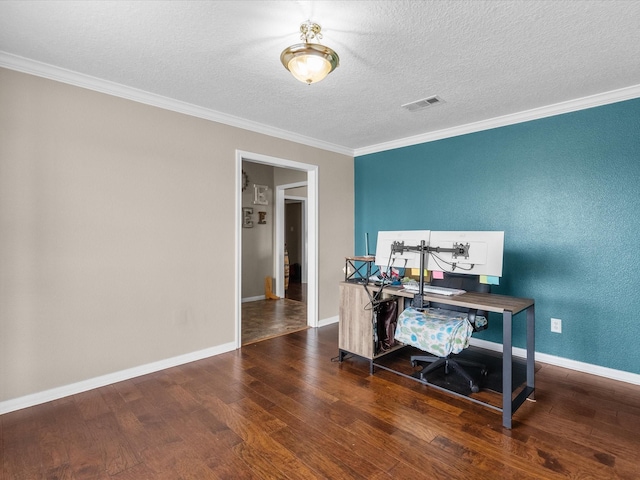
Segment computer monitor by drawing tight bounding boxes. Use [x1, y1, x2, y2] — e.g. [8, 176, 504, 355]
[374, 230, 431, 271]
[427, 231, 504, 277]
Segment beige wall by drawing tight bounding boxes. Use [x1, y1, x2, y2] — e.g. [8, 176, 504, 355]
[0, 67, 354, 403]
[273, 166, 308, 187]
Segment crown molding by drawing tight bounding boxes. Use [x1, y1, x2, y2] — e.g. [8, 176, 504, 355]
[3, 51, 640, 160]
[0, 51, 353, 157]
[354, 83, 640, 157]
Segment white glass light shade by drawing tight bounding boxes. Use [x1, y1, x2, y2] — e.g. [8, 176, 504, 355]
[288, 54, 332, 84]
[280, 43, 339, 84]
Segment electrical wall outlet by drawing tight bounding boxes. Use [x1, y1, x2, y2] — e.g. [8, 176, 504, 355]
[551, 317, 562, 333]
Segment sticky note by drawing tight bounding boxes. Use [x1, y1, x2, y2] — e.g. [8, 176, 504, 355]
[432, 270, 444, 280]
[409, 268, 429, 277]
[481, 275, 500, 285]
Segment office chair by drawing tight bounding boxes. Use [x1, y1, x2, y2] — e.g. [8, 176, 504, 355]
[394, 273, 490, 393]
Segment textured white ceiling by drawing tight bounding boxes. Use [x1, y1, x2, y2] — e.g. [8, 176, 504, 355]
[1, 1, 640, 155]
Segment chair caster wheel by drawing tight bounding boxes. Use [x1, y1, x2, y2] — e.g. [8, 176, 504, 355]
[411, 360, 418, 367]
[470, 384, 480, 393]
[481, 368, 488, 376]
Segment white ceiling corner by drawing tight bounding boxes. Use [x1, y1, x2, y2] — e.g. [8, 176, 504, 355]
[1, 1, 639, 157]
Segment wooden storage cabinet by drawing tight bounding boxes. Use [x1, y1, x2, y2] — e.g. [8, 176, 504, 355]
[339, 282, 401, 364]
[338, 282, 376, 359]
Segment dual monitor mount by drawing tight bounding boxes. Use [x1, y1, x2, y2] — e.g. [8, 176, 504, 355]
[391, 240, 470, 309]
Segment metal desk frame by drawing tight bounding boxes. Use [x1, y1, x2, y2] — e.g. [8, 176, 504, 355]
[342, 284, 535, 429]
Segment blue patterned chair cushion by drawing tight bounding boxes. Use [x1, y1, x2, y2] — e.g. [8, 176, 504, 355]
[394, 307, 486, 357]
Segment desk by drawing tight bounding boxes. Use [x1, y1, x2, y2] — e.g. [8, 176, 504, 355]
[338, 282, 535, 429]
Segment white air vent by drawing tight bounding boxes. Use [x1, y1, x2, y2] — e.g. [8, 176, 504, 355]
[401, 95, 445, 112]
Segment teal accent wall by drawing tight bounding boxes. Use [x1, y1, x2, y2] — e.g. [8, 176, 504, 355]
[355, 98, 640, 374]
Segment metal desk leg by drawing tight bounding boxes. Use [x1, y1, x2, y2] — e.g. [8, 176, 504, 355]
[527, 305, 535, 398]
[502, 310, 513, 429]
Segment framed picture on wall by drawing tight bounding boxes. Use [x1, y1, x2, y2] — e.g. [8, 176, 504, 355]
[253, 184, 268, 205]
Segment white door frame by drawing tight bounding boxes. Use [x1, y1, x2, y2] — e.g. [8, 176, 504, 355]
[235, 150, 318, 349]
[275, 185, 307, 298]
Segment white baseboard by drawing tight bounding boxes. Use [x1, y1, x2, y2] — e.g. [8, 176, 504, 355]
[318, 315, 339, 328]
[242, 295, 265, 303]
[7, 329, 636, 416]
[470, 338, 640, 386]
[0, 341, 236, 415]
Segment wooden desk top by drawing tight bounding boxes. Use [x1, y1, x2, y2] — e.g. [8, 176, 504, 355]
[343, 282, 534, 315]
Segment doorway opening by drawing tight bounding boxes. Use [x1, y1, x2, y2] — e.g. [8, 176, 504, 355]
[235, 151, 318, 349]
[284, 196, 307, 303]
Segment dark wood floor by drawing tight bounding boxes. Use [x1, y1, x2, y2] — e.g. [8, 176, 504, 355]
[3, 323, 640, 479]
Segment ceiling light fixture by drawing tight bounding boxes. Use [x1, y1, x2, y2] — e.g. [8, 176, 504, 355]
[280, 21, 339, 85]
